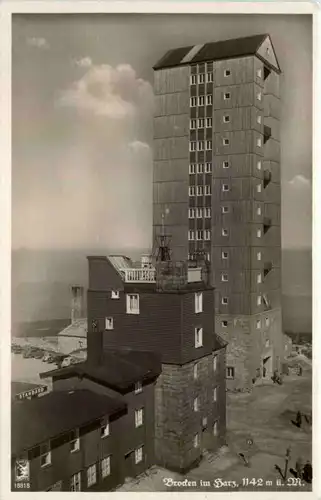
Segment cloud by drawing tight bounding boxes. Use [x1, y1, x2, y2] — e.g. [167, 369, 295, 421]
[288, 174, 311, 188]
[26, 37, 50, 50]
[57, 63, 153, 121]
[129, 141, 150, 153]
[74, 56, 92, 68]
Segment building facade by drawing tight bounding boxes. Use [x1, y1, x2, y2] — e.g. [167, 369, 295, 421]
[153, 34, 286, 389]
[86, 254, 226, 472]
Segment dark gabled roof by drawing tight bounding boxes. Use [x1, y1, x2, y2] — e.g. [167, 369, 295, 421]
[154, 34, 280, 73]
[40, 349, 162, 393]
[213, 333, 228, 352]
[11, 389, 126, 456]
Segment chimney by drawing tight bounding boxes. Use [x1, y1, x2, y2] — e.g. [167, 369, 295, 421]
[71, 286, 84, 324]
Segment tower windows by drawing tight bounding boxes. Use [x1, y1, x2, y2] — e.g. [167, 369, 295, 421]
[257, 273, 262, 284]
[206, 95, 213, 106]
[205, 162, 212, 173]
[213, 387, 218, 401]
[224, 92, 231, 100]
[198, 73, 205, 84]
[126, 294, 140, 314]
[189, 141, 196, 151]
[196, 208, 203, 218]
[193, 363, 198, 380]
[257, 229, 262, 238]
[222, 206, 229, 214]
[257, 295, 262, 306]
[198, 118, 205, 129]
[257, 92, 262, 101]
[188, 230, 195, 241]
[196, 186, 203, 196]
[188, 208, 195, 218]
[222, 184, 229, 192]
[195, 327, 203, 348]
[198, 96, 205, 107]
[226, 367, 235, 379]
[213, 355, 217, 372]
[257, 160, 262, 170]
[222, 251, 229, 259]
[223, 115, 230, 123]
[105, 317, 113, 330]
[190, 119, 197, 129]
[193, 397, 200, 412]
[223, 138, 230, 146]
[197, 163, 204, 173]
[204, 230, 211, 240]
[189, 163, 196, 174]
[193, 433, 200, 448]
[206, 72, 213, 83]
[256, 319, 261, 329]
[257, 138, 262, 147]
[206, 140, 212, 150]
[222, 297, 229, 305]
[221, 273, 228, 282]
[257, 68, 262, 78]
[204, 185, 211, 196]
[190, 97, 197, 107]
[206, 118, 212, 128]
[257, 205, 262, 216]
[223, 161, 230, 169]
[213, 421, 219, 436]
[189, 186, 195, 196]
[197, 141, 205, 151]
[257, 251, 262, 261]
[196, 230, 203, 240]
[204, 207, 211, 218]
[222, 228, 229, 237]
[257, 115, 262, 124]
[224, 69, 231, 77]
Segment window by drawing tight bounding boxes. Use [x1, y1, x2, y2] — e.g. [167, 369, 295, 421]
[257, 229, 262, 238]
[222, 297, 229, 305]
[257, 92, 262, 101]
[223, 161, 230, 169]
[257, 138, 262, 148]
[265, 339, 270, 348]
[213, 421, 218, 436]
[222, 206, 229, 214]
[204, 230, 211, 241]
[257, 183, 262, 193]
[198, 96, 205, 107]
[257, 115, 262, 124]
[126, 293, 139, 314]
[222, 229, 229, 237]
[197, 163, 204, 173]
[190, 141, 197, 151]
[193, 433, 200, 448]
[257, 160, 262, 170]
[257, 68, 262, 78]
[193, 363, 199, 380]
[190, 74, 197, 85]
[206, 72, 213, 83]
[206, 252, 211, 262]
[257, 206, 262, 216]
[70, 429, 80, 453]
[206, 118, 212, 128]
[206, 140, 212, 150]
[222, 184, 229, 192]
[111, 290, 119, 299]
[202, 417, 208, 428]
[195, 291, 203, 313]
[190, 119, 197, 129]
[190, 97, 197, 107]
[222, 251, 228, 259]
[198, 73, 205, 84]
[223, 115, 230, 123]
[189, 163, 196, 174]
[265, 317, 270, 327]
[188, 208, 195, 219]
[198, 118, 205, 129]
[257, 295, 262, 306]
[196, 208, 203, 218]
[101, 420, 110, 438]
[193, 397, 199, 412]
[257, 251, 262, 261]
[204, 185, 211, 195]
[197, 141, 204, 151]
[205, 162, 212, 173]
[196, 185, 203, 196]
[196, 230, 203, 241]
[189, 186, 195, 197]
[226, 367, 235, 379]
[257, 273, 262, 284]
[135, 381, 143, 394]
[135, 408, 144, 428]
[213, 355, 217, 372]
[188, 230, 195, 241]
[223, 138, 230, 146]
[221, 320, 228, 327]
[221, 273, 228, 282]
[70, 472, 81, 492]
[135, 446, 143, 464]
[40, 443, 51, 467]
[206, 95, 213, 106]
[101, 456, 111, 478]
[87, 464, 97, 487]
[105, 317, 113, 330]
[195, 327, 203, 348]
[224, 92, 231, 100]
[213, 387, 218, 402]
[204, 207, 211, 218]
[224, 69, 231, 77]
[257, 319, 261, 329]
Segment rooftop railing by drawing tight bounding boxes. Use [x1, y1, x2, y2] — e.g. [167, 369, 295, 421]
[121, 268, 156, 283]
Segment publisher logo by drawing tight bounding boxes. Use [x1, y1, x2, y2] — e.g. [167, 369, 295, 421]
[15, 459, 30, 482]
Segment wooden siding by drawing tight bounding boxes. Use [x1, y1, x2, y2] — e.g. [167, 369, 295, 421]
[213, 107, 263, 133]
[153, 159, 189, 183]
[88, 258, 124, 292]
[264, 70, 280, 98]
[154, 114, 189, 139]
[212, 177, 265, 201]
[214, 130, 264, 156]
[264, 116, 280, 141]
[153, 180, 188, 203]
[153, 202, 188, 226]
[154, 92, 189, 117]
[263, 160, 280, 183]
[154, 66, 189, 95]
[154, 137, 189, 161]
[264, 94, 280, 120]
[214, 83, 263, 110]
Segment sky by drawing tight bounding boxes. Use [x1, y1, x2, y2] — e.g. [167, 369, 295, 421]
[12, 14, 312, 251]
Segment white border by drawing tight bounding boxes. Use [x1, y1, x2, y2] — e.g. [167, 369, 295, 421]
[0, 2, 319, 500]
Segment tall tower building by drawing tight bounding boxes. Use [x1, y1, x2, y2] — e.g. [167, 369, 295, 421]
[153, 34, 286, 389]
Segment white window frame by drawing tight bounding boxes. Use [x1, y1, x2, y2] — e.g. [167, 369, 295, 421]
[87, 463, 97, 487]
[193, 397, 199, 412]
[257, 115, 262, 124]
[226, 367, 235, 379]
[190, 97, 197, 107]
[197, 163, 204, 173]
[198, 96, 205, 107]
[206, 72, 213, 83]
[204, 230, 211, 241]
[70, 429, 80, 453]
[257, 68, 262, 78]
[196, 208, 203, 218]
[189, 163, 196, 174]
[101, 420, 110, 438]
[197, 140, 204, 151]
[265, 317, 270, 327]
[257, 295, 262, 306]
[105, 317, 113, 330]
[40, 443, 51, 467]
[193, 362, 198, 380]
[126, 293, 140, 314]
[189, 186, 195, 197]
[222, 228, 229, 237]
[221, 273, 228, 282]
[257, 273, 262, 284]
[223, 138, 230, 146]
[222, 297, 229, 305]
[196, 185, 203, 196]
[206, 140, 212, 151]
[190, 74, 197, 85]
[257, 229, 262, 238]
[257, 251, 262, 261]
[195, 327, 203, 348]
[111, 290, 120, 299]
[257, 206, 262, 216]
[205, 162, 212, 173]
[188, 230, 195, 241]
[135, 446, 143, 464]
[257, 92, 262, 101]
[213, 355, 217, 372]
[222, 184, 229, 192]
[193, 433, 200, 448]
[204, 207, 211, 218]
[206, 118, 212, 128]
[223, 161, 230, 169]
[206, 94, 213, 106]
[196, 230, 203, 241]
[223, 115, 230, 123]
[213, 421, 219, 436]
[189, 141, 197, 151]
[204, 185, 211, 196]
[198, 73, 205, 84]
[257, 183, 262, 193]
[222, 206, 229, 214]
[70, 472, 81, 492]
[222, 251, 228, 259]
[213, 387, 218, 402]
[101, 456, 111, 478]
[265, 339, 270, 348]
[257, 160, 262, 170]
[224, 69, 231, 77]
[257, 138, 262, 148]
[221, 320, 228, 328]
[188, 208, 195, 219]
[195, 291, 203, 314]
[224, 92, 231, 100]
[198, 118, 205, 129]
[135, 408, 144, 428]
[257, 319, 261, 329]
[190, 119, 197, 129]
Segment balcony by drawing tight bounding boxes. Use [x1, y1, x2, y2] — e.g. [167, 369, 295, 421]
[263, 217, 272, 234]
[264, 261, 273, 278]
[263, 170, 272, 189]
[263, 293, 271, 311]
[264, 125, 272, 144]
[121, 268, 156, 283]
